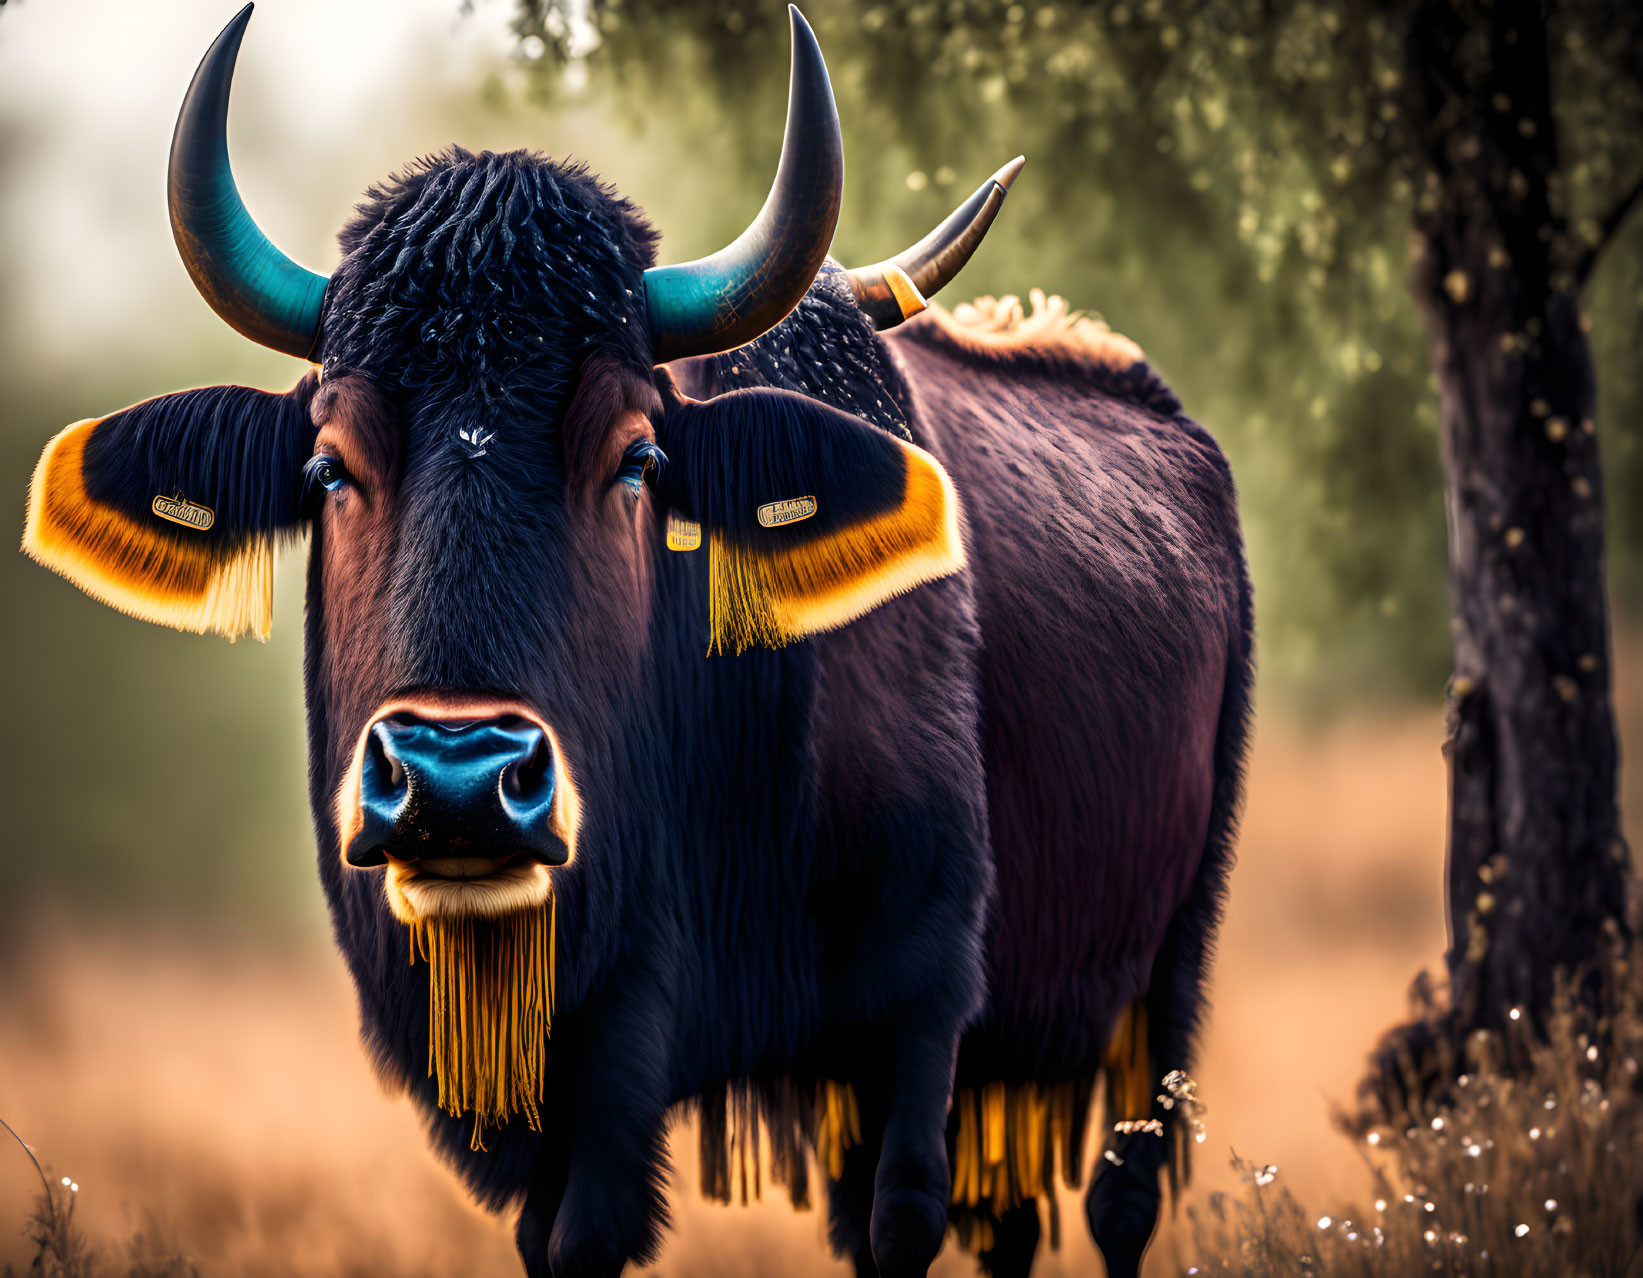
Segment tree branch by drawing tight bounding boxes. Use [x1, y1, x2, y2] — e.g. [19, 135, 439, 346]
[1576, 170, 1643, 287]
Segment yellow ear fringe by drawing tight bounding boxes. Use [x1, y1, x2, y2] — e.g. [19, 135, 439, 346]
[409, 892, 556, 1152]
[22, 420, 273, 640]
[707, 441, 964, 655]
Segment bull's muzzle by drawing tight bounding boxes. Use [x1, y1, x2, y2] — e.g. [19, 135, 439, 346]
[338, 699, 579, 921]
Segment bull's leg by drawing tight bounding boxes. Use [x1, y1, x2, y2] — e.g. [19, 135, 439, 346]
[976, 1202, 1043, 1278]
[869, 1017, 961, 1278]
[516, 1140, 570, 1278]
[1084, 1127, 1168, 1278]
[543, 988, 674, 1277]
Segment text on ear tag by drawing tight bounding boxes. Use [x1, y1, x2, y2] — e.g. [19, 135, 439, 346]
[757, 496, 817, 528]
[666, 512, 702, 551]
[151, 493, 215, 531]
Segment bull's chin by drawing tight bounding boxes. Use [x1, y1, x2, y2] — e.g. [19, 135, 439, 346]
[385, 855, 553, 924]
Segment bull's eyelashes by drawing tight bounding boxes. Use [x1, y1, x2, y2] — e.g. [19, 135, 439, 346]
[302, 453, 354, 514]
[614, 439, 666, 495]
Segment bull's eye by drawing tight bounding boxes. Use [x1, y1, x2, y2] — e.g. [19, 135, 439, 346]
[615, 440, 666, 495]
[302, 453, 354, 513]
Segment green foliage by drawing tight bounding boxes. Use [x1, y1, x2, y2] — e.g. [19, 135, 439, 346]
[515, 0, 1643, 702]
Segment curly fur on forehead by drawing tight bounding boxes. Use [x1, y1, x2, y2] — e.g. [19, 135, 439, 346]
[319, 147, 659, 404]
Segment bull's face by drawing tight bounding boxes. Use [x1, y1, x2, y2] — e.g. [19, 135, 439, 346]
[305, 153, 669, 926]
[23, 5, 1019, 938]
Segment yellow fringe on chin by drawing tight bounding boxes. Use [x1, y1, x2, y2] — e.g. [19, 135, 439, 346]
[409, 892, 557, 1152]
[22, 420, 274, 640]
[706, 442, 964, 655]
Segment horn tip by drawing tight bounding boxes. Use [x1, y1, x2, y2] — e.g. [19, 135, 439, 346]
[994, 155, 1027, 191]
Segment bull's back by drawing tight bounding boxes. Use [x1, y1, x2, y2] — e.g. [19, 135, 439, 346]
[889, 305, 1244, 1075]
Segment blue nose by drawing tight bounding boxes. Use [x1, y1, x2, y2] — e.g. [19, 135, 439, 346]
[344, 714, 565, 868]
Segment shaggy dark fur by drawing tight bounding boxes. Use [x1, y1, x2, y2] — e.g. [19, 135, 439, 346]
[53, 141, 1249, 1278]
[297, 149, 989, 1278]
[677, 267, 1253, 1278]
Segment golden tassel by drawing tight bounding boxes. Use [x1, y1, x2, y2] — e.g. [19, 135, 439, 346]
[1102, 1000, 1153, 1124]
[814, 1080, 861, 1182]
[704, 443, 965, 656]
[408, 888, 556, 1152]
[23, 419, 276, 640]
[947, 1077, 1098, 1225]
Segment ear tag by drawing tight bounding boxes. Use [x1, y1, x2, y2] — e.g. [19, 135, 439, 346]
[666, 512, 702, 551]
[756, 496, 817, 528]
[151, 490, 215, 532]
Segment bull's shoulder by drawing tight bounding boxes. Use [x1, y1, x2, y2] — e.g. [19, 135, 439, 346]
[892, 290, 1182, 419]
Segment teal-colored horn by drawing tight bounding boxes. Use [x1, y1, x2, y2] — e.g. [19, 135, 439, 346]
[169, 4, 329, 360]
[643, 6, 843, 364]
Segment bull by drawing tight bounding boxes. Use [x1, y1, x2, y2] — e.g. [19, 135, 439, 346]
[21, 6, 1250, 1278]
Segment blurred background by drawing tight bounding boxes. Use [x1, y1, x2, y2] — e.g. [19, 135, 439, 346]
[0, 0, 1638, 1273]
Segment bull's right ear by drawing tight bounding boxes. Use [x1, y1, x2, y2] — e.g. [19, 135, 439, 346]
[22, 375, 317, 641]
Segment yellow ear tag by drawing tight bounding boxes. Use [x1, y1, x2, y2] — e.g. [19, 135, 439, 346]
[666, 512, 702, 551]
[151, 492, 215, 531]
[756, 496, 817, 528]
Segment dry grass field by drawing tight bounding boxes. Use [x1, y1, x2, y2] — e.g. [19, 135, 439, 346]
[5, 644, 1641, 1276]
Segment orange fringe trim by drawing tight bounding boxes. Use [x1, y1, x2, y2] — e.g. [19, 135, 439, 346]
[949, 1077, 1097, 1216]
[408, 889, 557, 1151]
[948, 1003, 1153, 1252]
[706, 441, 964, 654]
[22, 419, 274, 640]
[699, 1080, 859, 1210]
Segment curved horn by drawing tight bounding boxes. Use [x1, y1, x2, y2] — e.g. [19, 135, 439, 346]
[643, 6, 843, 364]
[169, 4, 329, 360]
[848, 155, 1025, 331]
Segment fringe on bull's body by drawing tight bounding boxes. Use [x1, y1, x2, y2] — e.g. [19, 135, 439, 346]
[696, 1079, 861, 1210]
[408, 889, 557, 1151]
[688, 1000, 1161, 1254]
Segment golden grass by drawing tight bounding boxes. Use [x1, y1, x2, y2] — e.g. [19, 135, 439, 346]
[1183, 934, 1643, 1276]
[3, 679, 1639, 1276]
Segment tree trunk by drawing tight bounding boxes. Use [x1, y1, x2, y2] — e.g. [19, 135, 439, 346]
[1383, 0, 1631, 1085]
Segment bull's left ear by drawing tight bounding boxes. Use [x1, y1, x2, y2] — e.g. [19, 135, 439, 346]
[22, 375, 317, 641]
[655, 384, 965, 655]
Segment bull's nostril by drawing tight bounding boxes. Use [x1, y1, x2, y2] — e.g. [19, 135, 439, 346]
[345, 711, 569, 871]
[367, 722, 410, 798]
[497, 725, 556, 840]
[506, 733, 554, 798]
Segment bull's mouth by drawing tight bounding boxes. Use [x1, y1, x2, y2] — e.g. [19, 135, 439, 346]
[385, 852, 554, 924]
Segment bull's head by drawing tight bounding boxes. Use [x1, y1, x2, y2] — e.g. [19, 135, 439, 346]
[22, 3, 1016, 1138]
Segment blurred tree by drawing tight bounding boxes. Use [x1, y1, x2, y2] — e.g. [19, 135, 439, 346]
[1405, 0, 1635, 1076]
[513, 0, 1640, 1087]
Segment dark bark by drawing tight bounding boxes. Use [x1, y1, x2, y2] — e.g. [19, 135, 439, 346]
[1363, 0, 1632, 1116]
